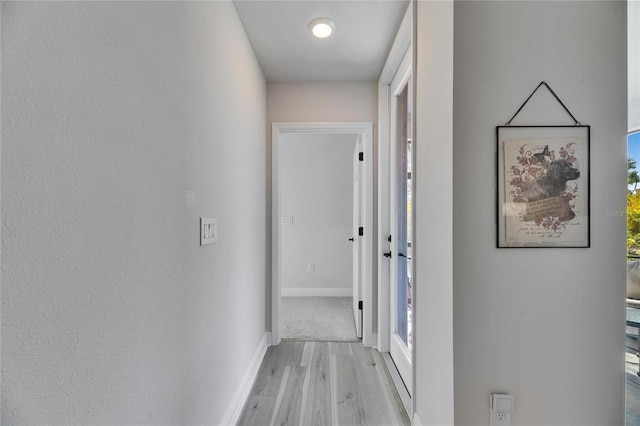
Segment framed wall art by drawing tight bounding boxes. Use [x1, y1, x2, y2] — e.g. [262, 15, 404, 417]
[497, 125, 590, 248]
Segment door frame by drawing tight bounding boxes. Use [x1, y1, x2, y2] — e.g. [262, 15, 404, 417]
[377, 1, 412, 355]
[271, 122, 374, 347]
[377, 1, 414, 415]
[388, 48, 413, 394]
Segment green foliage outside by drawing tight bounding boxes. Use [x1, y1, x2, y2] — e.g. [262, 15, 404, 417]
[629, 158, 640, 256]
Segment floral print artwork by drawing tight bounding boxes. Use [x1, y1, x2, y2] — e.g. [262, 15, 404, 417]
[499, 131, 589, 247]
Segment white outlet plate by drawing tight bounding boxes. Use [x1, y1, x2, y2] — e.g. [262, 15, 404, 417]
[281, 216, 293, 225]
[490, 394, 513, 426]
[201, 218, 218, 245]
[490, 410, 510, 426]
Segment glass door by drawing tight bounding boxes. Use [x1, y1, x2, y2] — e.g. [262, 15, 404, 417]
[389, 48, 413, 393]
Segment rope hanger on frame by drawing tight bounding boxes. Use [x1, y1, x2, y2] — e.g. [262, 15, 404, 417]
[504, 81, 582, 127]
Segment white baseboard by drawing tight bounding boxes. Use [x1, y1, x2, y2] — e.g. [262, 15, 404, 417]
[370, 333, 379, 350]
[219, 332, 270, 426]
[363, 330, 376, 348]
[382, 352, 411, 418]
[281, 287, 352, 297]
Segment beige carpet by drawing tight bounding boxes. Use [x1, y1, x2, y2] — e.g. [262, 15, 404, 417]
[281, 296, 358, 341]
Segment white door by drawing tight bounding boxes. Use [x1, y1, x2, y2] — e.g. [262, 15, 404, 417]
[389, 48, 413, 393]
[352, 139, 363, 338]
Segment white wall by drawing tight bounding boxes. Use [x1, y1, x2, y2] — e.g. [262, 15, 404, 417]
[267, 82, 378, 327]
[452, 1, 627, 425]
[413, 1, 455, 424]
[267, 82, 378, 124]
[1, 2, 266, 424]
[279, 133, 357, 294]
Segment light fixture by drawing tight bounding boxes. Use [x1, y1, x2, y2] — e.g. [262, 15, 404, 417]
[309, 17, 335, 39]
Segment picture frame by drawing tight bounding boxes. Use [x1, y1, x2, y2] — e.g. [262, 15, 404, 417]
[497, 125, 590, 248]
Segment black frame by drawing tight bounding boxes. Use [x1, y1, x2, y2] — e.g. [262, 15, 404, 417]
[497, 125, 590, 248]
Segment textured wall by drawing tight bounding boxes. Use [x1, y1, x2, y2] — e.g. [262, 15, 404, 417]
[279, 133, 357, 292]
[452, 1, 627, 424]
[1, 1, 266, 424]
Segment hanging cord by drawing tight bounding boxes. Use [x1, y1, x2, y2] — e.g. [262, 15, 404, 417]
[505, 81, 581, 126]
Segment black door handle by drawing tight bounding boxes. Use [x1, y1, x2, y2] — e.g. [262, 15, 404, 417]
[383, 251, 392, 258]
[349, 238, 355, 242]
[398, 253, 412, 260]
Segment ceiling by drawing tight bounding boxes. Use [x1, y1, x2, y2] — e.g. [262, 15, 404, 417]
[233, 0, 410, 82]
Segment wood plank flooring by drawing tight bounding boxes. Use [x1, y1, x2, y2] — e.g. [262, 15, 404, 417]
[237, 341, 410, 426]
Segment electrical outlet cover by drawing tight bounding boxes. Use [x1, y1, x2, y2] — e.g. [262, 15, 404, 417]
[490, 394, 513, 426]
[489, 410, 511, 426]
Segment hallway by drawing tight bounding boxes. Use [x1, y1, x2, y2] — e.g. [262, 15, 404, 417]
[237, 341, 409, 426]
[1, 1, 629, 424]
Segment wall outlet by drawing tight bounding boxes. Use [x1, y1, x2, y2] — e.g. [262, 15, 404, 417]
[308, 262, 315, 272]
[489, 410, 510, 426]
[490, 394, 513, 426]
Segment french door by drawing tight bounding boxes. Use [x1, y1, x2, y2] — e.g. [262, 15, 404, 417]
[389, 48, 413, 393]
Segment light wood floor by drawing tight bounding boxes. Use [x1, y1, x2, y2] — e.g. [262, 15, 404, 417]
[237, 341, 410, 426]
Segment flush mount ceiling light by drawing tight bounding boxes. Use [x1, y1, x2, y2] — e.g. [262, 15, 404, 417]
[309, 17, 335, 39]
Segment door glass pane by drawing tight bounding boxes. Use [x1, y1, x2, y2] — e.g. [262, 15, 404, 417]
[395, 76, 413, 351]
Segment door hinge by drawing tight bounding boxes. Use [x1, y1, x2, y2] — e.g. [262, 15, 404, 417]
[358, 300, 363, 310]
[407, 172, 412, 180]
[358, 227, 364, 236]
[358, 152, 364, 161]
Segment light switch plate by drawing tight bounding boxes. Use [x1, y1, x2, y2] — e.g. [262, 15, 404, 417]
[200, 218, 218, 245]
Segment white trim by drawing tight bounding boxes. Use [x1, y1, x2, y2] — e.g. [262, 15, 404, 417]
[410, 3, 417, 419]
[377, 4, 412, 354]
[281, 288, 352, 297]
[377, 1, 415, 417]
[219, 332, 270, 426]
[382, 352, 411, 417]
[371, 332, 379, 349]
[272, 122, 374, 347]
[377, 84, 391, 353]
[388, 47, 413, 398]
[379, 4, 412, 83]
[412, 412, 424, 426]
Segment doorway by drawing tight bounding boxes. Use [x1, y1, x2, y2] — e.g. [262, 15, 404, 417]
[278, 132, 358, 341]
[271, 122, 374, 346]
